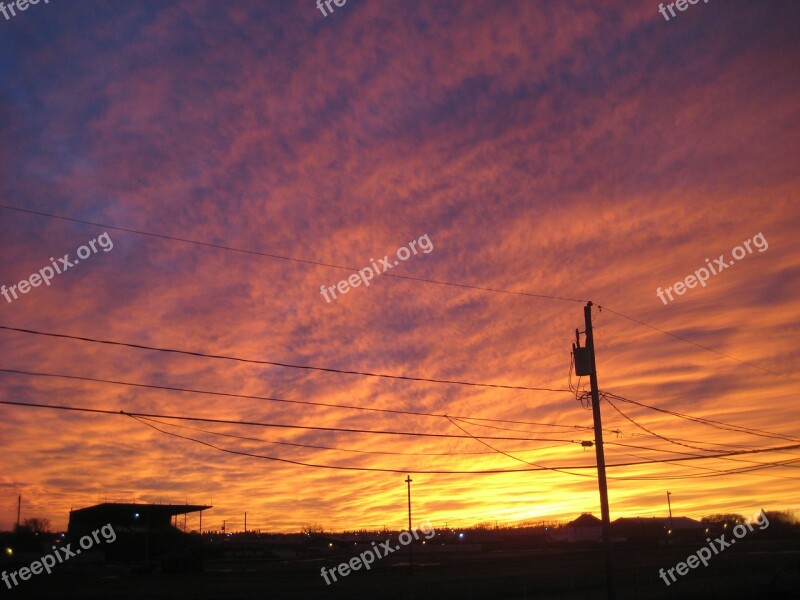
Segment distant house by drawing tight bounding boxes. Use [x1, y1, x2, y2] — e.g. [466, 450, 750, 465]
[613, 516, 705, 543]
[552, 513, 603, 543]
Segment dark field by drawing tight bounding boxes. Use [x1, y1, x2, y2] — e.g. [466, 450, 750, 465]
[4, 541, 798, 599]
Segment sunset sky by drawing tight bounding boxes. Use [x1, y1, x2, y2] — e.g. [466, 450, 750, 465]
[1, 0, 798, 534]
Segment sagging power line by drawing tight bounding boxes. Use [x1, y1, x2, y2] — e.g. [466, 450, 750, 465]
[0, 325, 570, 392]
[1, 203, 793, 383]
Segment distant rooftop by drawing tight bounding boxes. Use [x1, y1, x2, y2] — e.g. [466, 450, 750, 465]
[613, 516, 704, 529]
[70, 502, 211, 518]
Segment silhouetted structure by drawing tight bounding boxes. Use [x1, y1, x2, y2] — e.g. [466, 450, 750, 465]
[68, 502, 210, 566]
[553, 513, 603, 543]
[613, 516, 705, 543]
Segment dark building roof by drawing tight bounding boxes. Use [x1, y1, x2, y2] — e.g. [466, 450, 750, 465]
[69, 503, 211, 536]
[569, 513, 602, 527]
[70, 503, 210, 519]
[613, 516, 704, 530]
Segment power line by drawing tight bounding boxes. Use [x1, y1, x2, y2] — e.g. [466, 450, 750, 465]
[601, 444, 724, 473]
[602, 395, 797, 470]
[4, 365, 792, 468]
[0, 204, 586, 304]
[131, 411, 800, 476]
[606, 435, 800, 459]
[4, 398, 800, 474]
[604, 394, 734, 453]
[1, 204, 788, 383]
[450, 415, 622, 438]
[129, 413, 608, 474]
[602, 456, 800, 481]
[2, 202, 789, 386]
[0, 325, 570, 392]
[0, 367, 587, 428]
[0, 399, 580, 443]
[605, 391, 800, 443]
[135, 415, 576, 457]
[605, 440, 714, 458]
[598, 305, 799, 384]
[446, 416, 596, 478]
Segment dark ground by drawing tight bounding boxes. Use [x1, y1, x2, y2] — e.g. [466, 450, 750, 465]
[2, 540, 798, 599]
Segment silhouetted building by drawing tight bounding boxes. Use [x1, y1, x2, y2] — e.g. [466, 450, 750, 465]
[68, 502, 210, 564]
[613, 516, 705, 543]
[552, 513, 603, 543]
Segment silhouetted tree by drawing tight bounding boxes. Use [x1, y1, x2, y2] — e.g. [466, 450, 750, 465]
[760, 511, 799, 538]
[701, 513, 745, 526]
[17, 517, 51, 534]
[301, 523, 324, 535]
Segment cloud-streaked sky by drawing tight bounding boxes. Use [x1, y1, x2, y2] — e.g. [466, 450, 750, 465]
[1, 0, 798, 533]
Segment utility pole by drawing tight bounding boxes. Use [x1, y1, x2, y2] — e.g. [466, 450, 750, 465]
[16, 495, 21, 531]
[244, 512, 247, 534]
[576, 301, 614, 599]
[405, 475, 413, 574]
[667, 491, 673, 531]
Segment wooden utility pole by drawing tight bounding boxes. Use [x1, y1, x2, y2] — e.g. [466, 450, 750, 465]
[667, 491, 673, 531]
[405, 475, 413, 574]
[583, 301, 614, 599]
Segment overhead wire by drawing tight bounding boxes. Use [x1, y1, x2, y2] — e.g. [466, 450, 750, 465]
[0, 399, 580, 443]
[4, 398, 800, 474]
[449, 416, 620, 438]
[0, 325, 571, 393]
[134, 415, 577, 457]
[604, 391, 800, 443]
[2, 208, 796, 481]
[2, 203, 790, 383]
[445, 416, 595, 478]
[603, 456, 800, 481]
[597, 305, 799, 384]
[6, 366, 785, 465]
[0, 204, 586, 304]
[0, 367, 586, 428]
